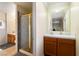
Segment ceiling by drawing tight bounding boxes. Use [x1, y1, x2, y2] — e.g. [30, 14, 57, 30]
[15, 2, 32, 14]
[44, 2, 70, 8]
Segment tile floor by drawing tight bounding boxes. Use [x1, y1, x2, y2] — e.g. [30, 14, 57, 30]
[0, 46, 16, 56]
[14, 52, 27, 56]
[0, 43, 15, 50]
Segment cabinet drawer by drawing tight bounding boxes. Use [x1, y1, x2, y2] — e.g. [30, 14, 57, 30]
[58, 38, 75, 46]
[44, 36, 56, 42]
[45, 42, 56, 47]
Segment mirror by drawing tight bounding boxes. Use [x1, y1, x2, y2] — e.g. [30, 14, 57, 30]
[52, 17, 64, 31]
[52, 11, 65, 31]
[47, 2, 70, 32]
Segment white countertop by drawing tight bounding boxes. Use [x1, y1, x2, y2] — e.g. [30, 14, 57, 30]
[44, 34, 76, 39]
[8, 33, 16, 35]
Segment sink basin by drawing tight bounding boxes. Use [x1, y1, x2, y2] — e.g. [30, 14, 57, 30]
[44, 33, 76, 39]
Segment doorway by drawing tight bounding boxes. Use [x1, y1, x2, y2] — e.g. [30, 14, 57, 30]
[17, 2, 33, 55]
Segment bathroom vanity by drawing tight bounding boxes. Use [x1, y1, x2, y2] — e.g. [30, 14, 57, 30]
[44, 2, 76, 56]
[7, 34, 16, 44]
[44, 34, 76, 56]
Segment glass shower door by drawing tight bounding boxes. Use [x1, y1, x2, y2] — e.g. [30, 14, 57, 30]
[18, 14, 32, 54]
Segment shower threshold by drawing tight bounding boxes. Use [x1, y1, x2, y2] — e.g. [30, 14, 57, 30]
[23, 48, 32, 53]
[19, 49, 33, 56]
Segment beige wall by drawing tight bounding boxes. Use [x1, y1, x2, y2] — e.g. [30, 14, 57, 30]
[6, 3, 17, 35]
[70, 3, 79, 56]
[0, 3, 17, 35]
[0, 3, 9, 45]
[36, 2, 48, 56]
[0, 11, 7, 45]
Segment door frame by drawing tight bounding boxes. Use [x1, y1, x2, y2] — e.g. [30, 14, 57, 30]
[16, 2, 36, 56]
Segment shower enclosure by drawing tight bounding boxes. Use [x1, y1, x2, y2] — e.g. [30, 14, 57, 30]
[18, 13, 33, 54]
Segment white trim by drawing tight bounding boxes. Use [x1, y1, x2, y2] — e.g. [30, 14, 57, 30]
[15, 3, 19, 53]
[32, 2, 36, 56]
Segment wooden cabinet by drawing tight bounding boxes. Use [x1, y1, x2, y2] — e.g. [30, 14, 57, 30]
[7, 34, 16, 44]
[44, 37, 57, 56]
[57, 38, 76, 56]
[44, 36, 76, 56]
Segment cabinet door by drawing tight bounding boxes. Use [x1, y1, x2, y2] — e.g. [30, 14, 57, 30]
[57, 39, 75, 56]
[44, 37, 57, 56]
[7, 34, 15, 44]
